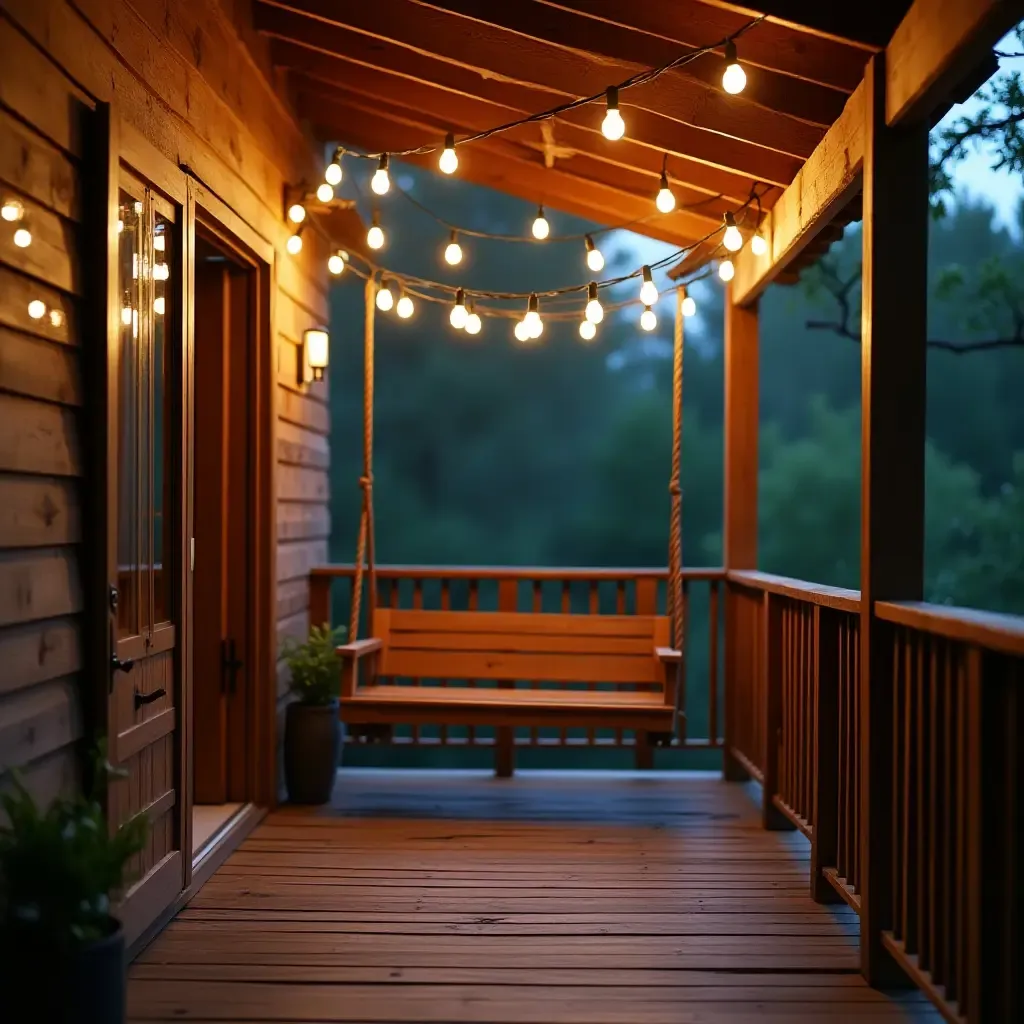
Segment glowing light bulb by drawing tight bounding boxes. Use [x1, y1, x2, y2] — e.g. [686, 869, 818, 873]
[585, 282, 604, 324]
[719, 259, 735, 282]
[439, 133, 458, 175]
[287, 203, 306, 224]
[682, 295, 696, 317]
[523, 293, 540, 335]
[640, 305, 657, 331]
[723, 212, 743, 252]
[367, 213, 385, 250]
[153, 262, 169, 281]
[286, 233, 302, 255]
[444, 230, 463, 265]
[154, 234, 166, 252]
[117, 219, 124, 234]
[121, 305, 133, 326]
[450, 288, 468, 329]
[585, 234, 604, 272]
[722, 41, 746, 95]
[639, 265, 658, 306]
[465, 311, 482, 335]
[133, 201, 143, 215]
[13, 228, 31, 248]
[48, 309, 64, 328]
[514, 319, 530, 343]
[579, 319, 596, 341]
[751, 232, 768, 257]
[154, 296, 166, 316]
[316, 183, 334, 203]
[325, 155, 343, 186]
[656, 170, 676, 213]
[328, 252, 346, 275]
[601, 86, 625, 141]
[27, 299, 46, 320]
[396, 293, 414, 319]
[2, 199, 24, 222]
[532, 205, 549, 240]
[376, 280, 394, 312]
[529, 318, 543, 340]
[371, 154, 391, 195]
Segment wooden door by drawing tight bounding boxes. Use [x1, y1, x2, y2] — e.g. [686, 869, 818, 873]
[107, 167, 187, 942]
[193, 250, 251, 804]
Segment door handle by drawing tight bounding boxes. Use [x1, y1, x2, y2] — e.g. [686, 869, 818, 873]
[134, 687, 166, 710]
[111, 653, 135, 674]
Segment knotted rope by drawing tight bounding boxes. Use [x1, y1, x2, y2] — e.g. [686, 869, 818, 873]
[349, 274, 377, 642]
[667, 287, 686, 733]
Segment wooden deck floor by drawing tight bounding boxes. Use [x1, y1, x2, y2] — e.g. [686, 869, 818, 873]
[130, 771, 940, 1022]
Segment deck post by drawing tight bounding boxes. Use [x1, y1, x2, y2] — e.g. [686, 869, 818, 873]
[495, 577, 518, 778]
[810, 606, 841, 903]
[722, 288, 759, 782]
[859, 53, 928, 987]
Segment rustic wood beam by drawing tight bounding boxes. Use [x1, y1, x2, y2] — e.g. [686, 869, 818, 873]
[729, 83, 864, 306]
[417, 0, 846, 126]
[299, 89, 708, 249]
[254, 0, 824, 160]
[858, 52, 929, 987]
[885, 0, 1024, 126]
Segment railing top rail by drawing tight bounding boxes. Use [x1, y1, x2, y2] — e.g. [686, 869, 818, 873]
[726, 570, 862, 614]
[876, 600, 1024, 659]
[311, 564, 726, 582]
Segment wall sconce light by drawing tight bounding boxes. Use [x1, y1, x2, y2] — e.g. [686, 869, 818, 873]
[301, 327, 329, 384]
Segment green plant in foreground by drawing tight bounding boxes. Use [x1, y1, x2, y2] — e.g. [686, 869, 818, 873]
[0, 742, 148, 948]
[282, 623, 346, 706]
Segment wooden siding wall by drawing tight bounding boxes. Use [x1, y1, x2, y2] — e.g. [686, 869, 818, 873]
[0, 0, 330, 808]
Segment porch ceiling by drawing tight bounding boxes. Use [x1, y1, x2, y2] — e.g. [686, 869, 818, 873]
[255, 0, 911, 254]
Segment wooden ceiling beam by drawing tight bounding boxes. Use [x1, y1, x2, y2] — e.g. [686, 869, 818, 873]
[414, 0, 846, 126]
[258, 7, 802, 187]
[255, 0, 824, 160]
[296, 88, 712, 250]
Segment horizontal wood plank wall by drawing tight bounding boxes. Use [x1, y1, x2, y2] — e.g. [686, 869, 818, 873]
[1, 0, 330, 809]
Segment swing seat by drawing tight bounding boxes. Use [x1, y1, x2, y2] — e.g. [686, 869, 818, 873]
[337, 608, 681, 732]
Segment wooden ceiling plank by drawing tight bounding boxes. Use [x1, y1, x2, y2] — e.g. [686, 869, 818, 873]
[885, 0, 1024, 126]
[537, 0, 871, 92]
[415, 0, 846, 126]
[729, 81, 864, 306]
[255, 0, 824, 159]
[258, 7, 803, 186]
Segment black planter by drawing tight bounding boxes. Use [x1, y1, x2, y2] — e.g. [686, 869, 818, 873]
[284, 699, 343, 804]
[2, 918, 126, 1024]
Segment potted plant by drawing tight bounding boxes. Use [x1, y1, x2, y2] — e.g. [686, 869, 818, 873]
[0, 745, 148, 1024]
[282, 623, 346, 804]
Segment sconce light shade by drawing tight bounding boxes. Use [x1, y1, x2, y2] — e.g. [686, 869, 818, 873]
[302, 327, 329, 383]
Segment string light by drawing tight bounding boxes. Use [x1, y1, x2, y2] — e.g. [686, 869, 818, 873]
[719, 258, 735, 282]
[154, 232, 166, 252]
[531, 205, 550, 240]
[450, 287, 468, 329]
[444, 230, 463, 265]
[27, 299, 45, 320]
[153, 263, 169, 282]
[13, 227, 31, 248]
[656, 170, 676, 214]
[2, 198, 24, 222]
[585, 282, 604, 324]
[513, 319, 530, 343]
[325, 151, 343, 186]
[316, 183, 334, 203]
[286, 232, 303, 255]
[585, 234, 604, 272]
[640, 305, 657, 331]
[396, 285, 414, 319]
[640, 265, 658, 306]
[439, 133, 458, 175]
[371, 154, 391, 195]
[601, 86, 625, 141]
[722, 40, 746, 94]
[154, 296, 166, 316]
[117, 219, 124, 234]
[579, 319, 597, 341]
[367, 212, 385, 250]
[48, 309, 64, 328]
[328, 250, 347, 275]
[722, 212, 743, 252]
[465, 300, 482, 335]
[121, 303, 133, 326]
[751, 232, 768, 256]
[524, 293, 543, 339]
[682, 295, 697, 317]
[287, 203, 306, 224]
[376, 279, 395, 312]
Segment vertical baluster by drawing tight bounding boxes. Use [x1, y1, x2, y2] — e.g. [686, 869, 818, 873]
[560, 581, 571, 747]
[438, 580, 450, 745]
[409, 578, 423, 745]
[903, 630, 917, 953]
[956, 650, 967, 1010]
[811, 606, 840, 903]
[613, 580, 625, 748]
[892, 632, 904, 943]
[762, 593, 790, 830]
[781, 603, 791, 809]
[709, 580, 719, 746]
[928, 637, 941, 983]
[805, 606, 814, 823]
[531, 579, 542, 748]
[837, 618, 848, 882]
[634, 576, 659, 765]
[918, 634, 930, 972]
[587, 580, 599, 747]
[467, 579, 479, 748]
[494, 576, 518, 777]
[943, 641, 956, 1001]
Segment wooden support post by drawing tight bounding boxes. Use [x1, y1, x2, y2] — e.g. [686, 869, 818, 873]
[811, 606, 841, 903]
[723, 288, 758, 782]
[859, 53, 928, 987]
[761, 593, 792, 831]
[495, 578, 518, 778]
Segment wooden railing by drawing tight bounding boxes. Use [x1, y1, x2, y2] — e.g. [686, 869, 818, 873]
[310, 565, 725, 755]
[726, 571, 1023, 1023]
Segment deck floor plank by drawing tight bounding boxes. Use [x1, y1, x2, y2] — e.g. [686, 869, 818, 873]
[129, 771, 939, 1022]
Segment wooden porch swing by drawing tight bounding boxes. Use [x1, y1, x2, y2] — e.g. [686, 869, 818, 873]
[336, 277, 688, 746]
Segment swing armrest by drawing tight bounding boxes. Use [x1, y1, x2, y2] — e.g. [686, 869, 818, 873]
[655, 646, 682, 664]
[337, 638, 384, 660]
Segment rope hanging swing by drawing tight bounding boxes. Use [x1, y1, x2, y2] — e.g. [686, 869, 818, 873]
[347, 275, 687, 738]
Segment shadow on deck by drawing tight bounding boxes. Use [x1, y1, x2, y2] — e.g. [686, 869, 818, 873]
[129, 771, 940, 1022]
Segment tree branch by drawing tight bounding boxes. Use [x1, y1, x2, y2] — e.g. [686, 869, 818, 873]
[805, 319, 1024, 354]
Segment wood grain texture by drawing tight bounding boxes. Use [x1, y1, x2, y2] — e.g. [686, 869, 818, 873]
[129, 771, 939, 1022]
